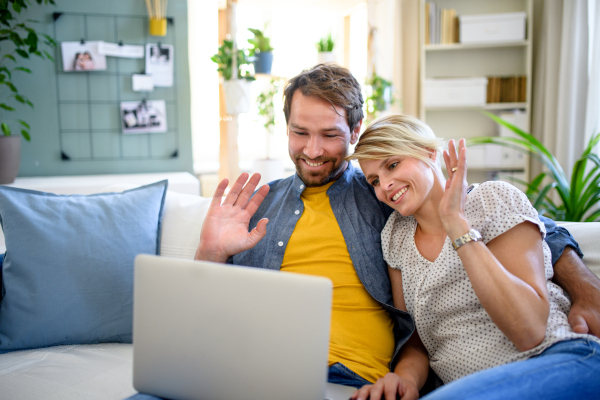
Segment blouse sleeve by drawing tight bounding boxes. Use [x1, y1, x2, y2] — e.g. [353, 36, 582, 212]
[466, 181, 546, 244]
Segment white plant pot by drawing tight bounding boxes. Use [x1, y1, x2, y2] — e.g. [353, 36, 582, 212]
[317, 51, 335, 64]
[252, 159, 284, 187]
[223, 80, 253, 115]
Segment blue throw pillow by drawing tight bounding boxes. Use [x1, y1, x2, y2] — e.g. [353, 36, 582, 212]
[0, 180, 168, 351]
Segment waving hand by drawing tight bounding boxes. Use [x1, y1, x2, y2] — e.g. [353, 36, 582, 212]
[195, 173, 270, 263]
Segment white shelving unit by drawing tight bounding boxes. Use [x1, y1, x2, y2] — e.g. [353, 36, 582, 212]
[419, 0, 533, 186]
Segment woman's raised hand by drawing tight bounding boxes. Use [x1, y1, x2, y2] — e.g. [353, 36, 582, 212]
[439, 138, 471, 241]
[194, 173, 270, 263]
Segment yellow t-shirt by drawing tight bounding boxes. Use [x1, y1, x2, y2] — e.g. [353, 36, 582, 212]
[281, 181, 395, 383]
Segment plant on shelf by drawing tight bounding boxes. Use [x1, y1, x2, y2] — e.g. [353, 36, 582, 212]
[468, 111, 600, 222]
[247, 27, 273, 74]
[315, 33, 335, 64]
[256, 77, 282, 159]
[365, 72, 394, 123]
[0, 0, 57, 141]
[210, 39, 254, 81]
[315, 33, 334, 53]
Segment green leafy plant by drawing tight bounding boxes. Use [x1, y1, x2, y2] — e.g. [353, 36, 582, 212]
[365, 73, 394, 115]
[247, 27, 273, 56]
[468, 111, 600, 222]
[315, 33, 334, 52]
[256, 78, 282, 158]
[256, 78, 280, 133]
[0, 0, 57, 141]
[210, 39, 254, 81]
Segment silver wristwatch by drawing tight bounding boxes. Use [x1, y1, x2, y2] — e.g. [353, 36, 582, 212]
[452, 229, 482, 250]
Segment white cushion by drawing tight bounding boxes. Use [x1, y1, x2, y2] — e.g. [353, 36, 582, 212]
[556, 222, 600, 279]
[0, 344, 135, 400]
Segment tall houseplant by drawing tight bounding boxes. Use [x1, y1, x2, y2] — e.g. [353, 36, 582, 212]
[247, 27, 273, 74]
[0, 0, 57, 184]
[468, 112, 600, 222]
[211, 39, 254, 114]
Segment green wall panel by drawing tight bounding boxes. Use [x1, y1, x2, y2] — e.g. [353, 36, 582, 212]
[13, 0, 192, 176]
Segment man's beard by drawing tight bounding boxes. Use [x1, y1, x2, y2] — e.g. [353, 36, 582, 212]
[293, 155, 346, 187]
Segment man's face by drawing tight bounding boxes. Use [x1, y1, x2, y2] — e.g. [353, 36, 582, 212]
[287, 91, 361, 187]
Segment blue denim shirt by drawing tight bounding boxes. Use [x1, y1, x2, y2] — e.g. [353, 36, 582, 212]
[230, 163, 582, 369]
[232, 162, 414, 369]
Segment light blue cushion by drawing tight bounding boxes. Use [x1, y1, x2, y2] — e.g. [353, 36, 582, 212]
[0, 180, 168, 351]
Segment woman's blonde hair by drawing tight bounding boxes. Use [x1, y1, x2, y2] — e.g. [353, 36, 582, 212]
[348, 114, 445, 169]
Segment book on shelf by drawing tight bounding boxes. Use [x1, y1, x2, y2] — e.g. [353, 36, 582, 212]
[425, 2, 458, 45]
[486, 75, 527, 103]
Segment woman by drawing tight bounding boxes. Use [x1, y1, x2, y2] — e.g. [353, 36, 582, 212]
[349, 115, 600, 400]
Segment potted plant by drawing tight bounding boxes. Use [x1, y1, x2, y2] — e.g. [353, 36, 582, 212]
[253, 77, 284, 185]
[247, 27, 274, 74]
[0, 0, 57, 184]
[315, 33, 335, 64]
[365, 72, 394, 123]
[468, 111, 600, 222]
[210, 39, 255, 114]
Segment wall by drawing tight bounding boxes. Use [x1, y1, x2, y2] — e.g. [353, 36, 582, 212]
[12, 0, 192, 177]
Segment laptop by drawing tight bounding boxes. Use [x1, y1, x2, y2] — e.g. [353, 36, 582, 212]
[132, 254, 358, 400]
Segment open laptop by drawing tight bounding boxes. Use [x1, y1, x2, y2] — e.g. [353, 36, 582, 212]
[132, 254, 358, 400]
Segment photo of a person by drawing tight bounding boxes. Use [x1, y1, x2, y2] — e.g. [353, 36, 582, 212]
[73, 52, 94, 71]
[61, 41, 107, 72]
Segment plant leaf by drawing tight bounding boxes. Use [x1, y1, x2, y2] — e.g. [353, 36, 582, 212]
[15, 48, 28, 58]
[21, 129, 30, 141]
[1, 122, 10, 136]
[17, 119, 30, 129]
[0, 103, 15, 111]
[14, 66, 31, 73]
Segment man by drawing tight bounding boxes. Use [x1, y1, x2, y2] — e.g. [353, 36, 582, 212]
[196, 64, 600, 395]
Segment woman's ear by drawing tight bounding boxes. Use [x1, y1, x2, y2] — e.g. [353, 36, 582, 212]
[428, 148, 437, 161]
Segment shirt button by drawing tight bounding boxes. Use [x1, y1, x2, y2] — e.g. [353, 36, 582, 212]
[299, 184, 305, 189]
[278, 241, 284, 247]
[295, 210, 300, 215]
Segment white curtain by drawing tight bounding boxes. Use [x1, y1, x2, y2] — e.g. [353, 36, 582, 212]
[532, 0, 600, 180]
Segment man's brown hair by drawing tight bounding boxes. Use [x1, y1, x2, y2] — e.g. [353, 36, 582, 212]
[283, 64, 364, 133]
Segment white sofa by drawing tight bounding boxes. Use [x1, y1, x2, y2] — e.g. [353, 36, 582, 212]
[0, 187, 598, 400]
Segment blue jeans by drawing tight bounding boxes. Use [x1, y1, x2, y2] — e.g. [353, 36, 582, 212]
[328, 362, 371, 389]
[422, 339, 600, 400]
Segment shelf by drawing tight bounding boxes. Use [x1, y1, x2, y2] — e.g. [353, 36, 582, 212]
[425, 40, 529, 51]
[425, 102, 528, 111]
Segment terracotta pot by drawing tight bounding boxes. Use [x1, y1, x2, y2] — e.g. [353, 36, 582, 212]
[0, 135, 20, 184]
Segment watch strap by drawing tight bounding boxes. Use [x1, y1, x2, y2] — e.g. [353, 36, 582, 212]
[452, 229, 482, 250]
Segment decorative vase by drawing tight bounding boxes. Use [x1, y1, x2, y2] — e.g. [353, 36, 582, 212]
[253, 52, 273, 74]
[223, 80, 253, 115]
[149, 18, 167, 36]
[0, 135, 21, 184]
[317, 51, 335, 64]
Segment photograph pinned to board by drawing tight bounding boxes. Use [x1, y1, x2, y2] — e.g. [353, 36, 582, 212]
[98, 42, 145, 58]
[121, 100, 167, 134]
[61, 41, 107, 72]
[145, 43, 173, 87]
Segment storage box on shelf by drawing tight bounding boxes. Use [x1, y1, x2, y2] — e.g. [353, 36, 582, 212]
[420, 0, 533, 186]
[460, 12, 526, 44]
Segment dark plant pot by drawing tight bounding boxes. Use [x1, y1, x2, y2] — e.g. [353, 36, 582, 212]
[0, 135, 21, 184]
[253, 52, 273, 74]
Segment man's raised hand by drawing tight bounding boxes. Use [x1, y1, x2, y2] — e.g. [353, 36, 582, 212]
[194, 173, 270, 263]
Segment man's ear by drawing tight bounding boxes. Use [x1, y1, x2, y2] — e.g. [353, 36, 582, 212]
[350, 119, 363, 145]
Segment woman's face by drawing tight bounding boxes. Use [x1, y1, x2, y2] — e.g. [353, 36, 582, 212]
[360, 153, 436, 216]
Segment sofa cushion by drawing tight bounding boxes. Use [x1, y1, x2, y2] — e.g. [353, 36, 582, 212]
[0, 181, 168, 351]
[100, 184, 211, 260]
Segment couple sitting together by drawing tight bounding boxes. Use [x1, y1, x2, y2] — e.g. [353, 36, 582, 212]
[195, 64, 600, 399]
